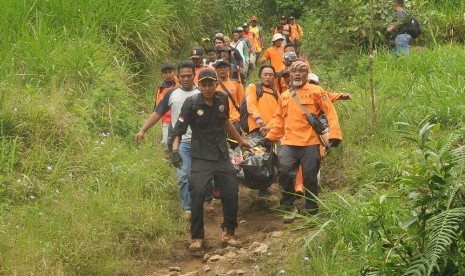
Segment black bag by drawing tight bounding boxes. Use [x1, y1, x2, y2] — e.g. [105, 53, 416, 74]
[238, 150, 278, 190]
[239, 83, 278, 133]
[405, 16, 421, 39]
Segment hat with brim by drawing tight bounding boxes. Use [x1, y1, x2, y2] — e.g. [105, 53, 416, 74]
[191, 47, 204, 59]
[161, 62, 175, 72]
[271, 33, 285, 42]
[214, 60, 230, 68]
[198, 69, 218, 82]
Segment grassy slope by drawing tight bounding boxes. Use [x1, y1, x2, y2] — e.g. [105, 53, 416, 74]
[264, 45, 465, 275]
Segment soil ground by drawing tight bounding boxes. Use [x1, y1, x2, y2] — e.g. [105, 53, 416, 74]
[148, 183, 294, 275]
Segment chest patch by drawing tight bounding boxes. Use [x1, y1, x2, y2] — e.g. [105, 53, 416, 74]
[323, 95, 328, 101]
[197, 109, 204, 116]
[219, 105, 225, 112]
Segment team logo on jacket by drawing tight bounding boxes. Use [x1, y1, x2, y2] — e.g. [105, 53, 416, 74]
[323, 95, 328, 101]
[178, 115, 184, 122]
[197, 109, 204, 116]
[219, 105, 225, 112]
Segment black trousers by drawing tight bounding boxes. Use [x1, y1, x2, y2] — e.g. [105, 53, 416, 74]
[189, 158, 238, 239]
[278, 145, 320, 209]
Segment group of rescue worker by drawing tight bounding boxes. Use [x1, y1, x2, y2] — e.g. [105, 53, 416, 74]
[135, 15, 352, 253]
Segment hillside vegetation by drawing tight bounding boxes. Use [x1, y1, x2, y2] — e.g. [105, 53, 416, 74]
[1, 0, 464, 275]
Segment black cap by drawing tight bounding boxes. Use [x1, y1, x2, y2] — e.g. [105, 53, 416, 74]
[289, 16, 295, 20]
[198, 69, 217, 82]
[213, 60, 230, 68]
[280, 15, 286, 20]
[161, 62, 175, 72]
[191, 47, 204, 58]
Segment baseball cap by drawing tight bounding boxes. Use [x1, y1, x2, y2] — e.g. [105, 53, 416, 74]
[191, 47, 203, 58]
[160, 62, 175, 72]
[236, 27, 243, 32]
[289, 16, 295, 20]
[198, 69, 217, 82]
[271, 33, 285, 42]
[250, 16, 258, 21]
[213, 60, 230, 68]
[242, 22, 249, 27]
[214, 32, 224, 39]
[280, 15, 286, 20]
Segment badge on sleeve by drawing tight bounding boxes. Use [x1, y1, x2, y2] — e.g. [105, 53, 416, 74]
[219, 105, 225, 112]
[323, 94, 328, 101]
[197, 109, 204, 116]
[178, 115, 184, 122]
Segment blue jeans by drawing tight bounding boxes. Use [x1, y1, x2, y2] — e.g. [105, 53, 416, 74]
[177, 141, 192, 211]
[176, 141, 213, 211]
[394, 33, 412, 56]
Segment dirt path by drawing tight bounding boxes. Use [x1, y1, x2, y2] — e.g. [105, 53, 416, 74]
[149, 184, 290, 276]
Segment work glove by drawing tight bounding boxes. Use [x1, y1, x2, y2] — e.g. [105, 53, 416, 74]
[257, 138, 273, 150]
[171, 150, 183, 168]
[328, 139, 341, 148]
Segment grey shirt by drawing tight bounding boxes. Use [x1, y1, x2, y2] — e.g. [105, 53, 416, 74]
[155, 86, 200, 142]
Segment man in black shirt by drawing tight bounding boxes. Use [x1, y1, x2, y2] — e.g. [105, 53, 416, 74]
[171, 69, 251, 253]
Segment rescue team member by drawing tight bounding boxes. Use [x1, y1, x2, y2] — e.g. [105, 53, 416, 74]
[246, 66, 279, 197]
[136, 61, 206, 219]
[154, 62, 179, 150]
[217, 46, 242, 83]
[249, 15, 263, 62]
[288, 16, 304, 56]
[260, 61, 342, 223]
[276, 16, 291, 44]
[259, 33, 286, 72]
[242, 23, 257, 69]
[214, 35, 244, 70]
[215, 60, 244, 135]
[171, 69, 251, 252]
[190, 47, 214, 85]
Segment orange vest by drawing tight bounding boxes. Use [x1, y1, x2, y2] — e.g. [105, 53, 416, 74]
[216, 80, 244, 123]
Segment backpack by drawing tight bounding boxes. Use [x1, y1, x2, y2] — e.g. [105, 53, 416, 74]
[239, 83, 278, 133]
[405, 16, 421, 39]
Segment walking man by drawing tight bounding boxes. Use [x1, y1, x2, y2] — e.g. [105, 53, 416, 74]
[260, 61, 341, 222]
[387, 0, 412, 56]
[171, 69, 251, 252]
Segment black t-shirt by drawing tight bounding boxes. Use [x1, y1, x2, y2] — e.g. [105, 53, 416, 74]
[172, 92, 230, 161]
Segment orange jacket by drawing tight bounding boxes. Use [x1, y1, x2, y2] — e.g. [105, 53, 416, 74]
[246, 83, 279, 132]
[155, 78, 179, 124]
[266, 83, 341, 146]
[216, 80, 244, 123]
[289, 24, 303, 41]
[262, 45, 285, 72]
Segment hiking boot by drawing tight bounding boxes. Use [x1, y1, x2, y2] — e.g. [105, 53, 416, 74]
[184, 210, 192, 221]
[282, 207, 299, 224]
[222, 233, 239, 247]
[204, 201, 215, 213]
[299, 207, 319, 216]
[189, 239, 204, 253]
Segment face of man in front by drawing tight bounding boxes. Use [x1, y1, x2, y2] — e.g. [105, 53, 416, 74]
[220, 51, 230, 60]
[216, 64, 229, 79]
[208, 51, 217, 62]
[274, 39, 283, 47]
[280, 18, 286, 25]
[199, 79, 217, 101]
[251, 20, 257, 27]
[178, 67, 195, 90]
[215, 39, 224, 49]
[290, 65, 309, 89]
[162, 68, 175, 81]
[284, 46, 295, 53]
[191, 57, 202, 67]
[233, 32, 240, 42]
[261, 67, 275, 87]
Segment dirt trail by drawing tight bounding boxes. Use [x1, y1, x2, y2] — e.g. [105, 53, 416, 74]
[150, 184, 289, 276]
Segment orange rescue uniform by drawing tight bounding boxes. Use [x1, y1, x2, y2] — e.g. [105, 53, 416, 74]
[216, 80, 244, 123]
[262, 45, 285, 72]
[155, 78, 179, 124]
[246, 83, 279, 132]
[194, 65, 215, 85]
[289, 24, 304, 42]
